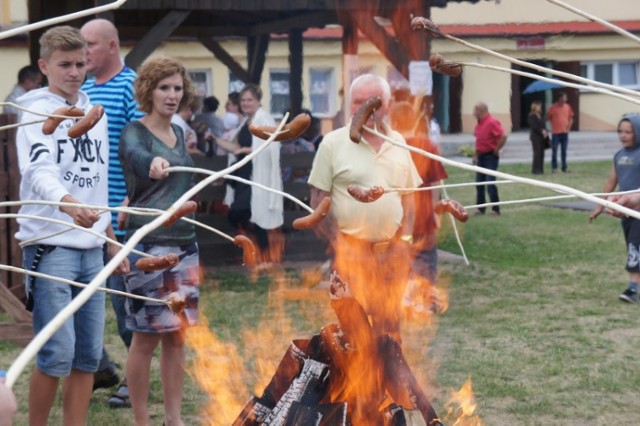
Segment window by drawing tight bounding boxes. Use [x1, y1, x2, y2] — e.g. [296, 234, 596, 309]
[188, 69, 212, 110]
[269, 69, 290, 116]
[309, 68, 334, 117]
[594, 64, 613, 84]
[229, 72, 245, 94]
[580, 61, 640, 89]
[619, 63, 638, 86]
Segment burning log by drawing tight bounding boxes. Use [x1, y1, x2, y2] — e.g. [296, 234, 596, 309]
[234, 272, 442, 425]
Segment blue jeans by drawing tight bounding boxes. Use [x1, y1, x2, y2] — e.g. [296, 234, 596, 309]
[24, 245, 105, 376]
[475, 152, 500, 213]
[551, 133, 569, 172]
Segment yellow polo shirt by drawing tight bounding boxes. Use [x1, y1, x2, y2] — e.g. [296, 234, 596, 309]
[308, 124, 422, 241]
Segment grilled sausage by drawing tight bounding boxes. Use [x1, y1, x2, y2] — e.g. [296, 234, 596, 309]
[163, 201, 198, 227]
[135, 253, 180, 271]
[349, 96, 382, 143]
[434, 199, 469, 222]
[292, 197, 331, 229]
[249, 113, 312, 142]
[67, 104, 105, 138]
[347, 185, 385, 203]
[429, 53, 462, 78]
[42, 106, 84, 135]
[233, 235, 257, 267]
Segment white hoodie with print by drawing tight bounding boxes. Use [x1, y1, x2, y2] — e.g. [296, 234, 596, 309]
[15, 87, 110, 249]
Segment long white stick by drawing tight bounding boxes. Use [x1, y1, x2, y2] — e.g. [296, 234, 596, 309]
[0, 102, 84, 120]
[165, 166, 314, 214]
[466, 188, 640, 210]
[545, 0, 640, 45]
[0, 213, 151, 258]
[0, 264, 170, 307]
[0, 0, 128, 40]
[4, 113, 289, 389]
[0, 119, 46, 131]
[417, 19, 640, 98]
[441, 187, 470, 266]
[7, 200, 237, 247]
[361, 124, 640, 220]
[387, 180, 515, 195]
[430, 180, 514, 191]
[459, 61, 640, 106]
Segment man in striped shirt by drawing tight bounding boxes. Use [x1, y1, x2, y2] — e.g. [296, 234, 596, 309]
[81, 18, 143, 408]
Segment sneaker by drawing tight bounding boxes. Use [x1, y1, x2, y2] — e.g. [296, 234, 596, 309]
[108, 379, 131, 408]
[491, 211, 501, 217]
[474, 211, 485, 216]
[619, 288, 639, 303]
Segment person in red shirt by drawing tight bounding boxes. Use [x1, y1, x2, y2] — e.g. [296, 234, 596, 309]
[546, 92, 574, 173]
[473, 102, 507, 216]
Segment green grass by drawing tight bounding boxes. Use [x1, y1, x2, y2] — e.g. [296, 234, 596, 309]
[5, 160, 640, 425]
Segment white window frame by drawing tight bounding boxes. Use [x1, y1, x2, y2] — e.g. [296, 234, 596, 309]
[269, 68, 291, 118]
[187, 69, 212, 108]
[309, 67, 335, 118]
[580, 61, 640, 90]
[228, 72, 245, 94]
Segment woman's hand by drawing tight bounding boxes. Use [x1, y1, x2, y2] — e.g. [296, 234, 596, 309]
[149, 156, 170, 180]
[234, 146, 252, 156]
[107, 243, 131, 275]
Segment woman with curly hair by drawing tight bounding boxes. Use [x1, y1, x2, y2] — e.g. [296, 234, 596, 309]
[119, 56, 199, 426]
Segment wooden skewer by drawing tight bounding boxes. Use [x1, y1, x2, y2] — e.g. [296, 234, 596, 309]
[441, 187, 470, 266]
[545, 0, 640, 45]
[0, 0, 128, 40]
[0, 264, 173, 308]
[4, 112, 291, 389]
[466, 188, 640, 210]
[0, 102, 83, 120]
[8, 200, 239, 247]
[412, 17, 640, 98]
[361, 124, 640, 221]
[382, 180, 515, 195]
[0, 212, 151, 258]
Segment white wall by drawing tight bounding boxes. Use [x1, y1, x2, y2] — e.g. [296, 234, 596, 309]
[432, 0, 639, 24]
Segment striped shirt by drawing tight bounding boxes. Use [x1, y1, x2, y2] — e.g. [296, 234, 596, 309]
[82, 66, 144, 236]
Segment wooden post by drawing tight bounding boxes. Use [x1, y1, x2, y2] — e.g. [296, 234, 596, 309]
[0, 115, 32, 347]
[288, 28, 304, 117]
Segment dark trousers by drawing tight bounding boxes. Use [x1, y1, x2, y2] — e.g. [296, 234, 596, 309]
[531, 138, 545, 174]
[475, 152, 500, 213]
[551, 133, 569, 172]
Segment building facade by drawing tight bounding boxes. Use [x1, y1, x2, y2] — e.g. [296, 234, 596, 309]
[1, 0, 639, 132]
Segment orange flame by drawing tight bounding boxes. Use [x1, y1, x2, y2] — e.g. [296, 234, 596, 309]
[185, 315, 249, 425]
[444, 377, 484, 426]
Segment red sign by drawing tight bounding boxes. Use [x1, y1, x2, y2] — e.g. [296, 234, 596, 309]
[517, 37, 546, 50]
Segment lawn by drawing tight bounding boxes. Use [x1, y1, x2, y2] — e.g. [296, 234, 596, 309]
[4, 160, 640, 425]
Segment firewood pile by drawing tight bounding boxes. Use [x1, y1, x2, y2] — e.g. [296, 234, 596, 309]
[234, 273, 443, 426]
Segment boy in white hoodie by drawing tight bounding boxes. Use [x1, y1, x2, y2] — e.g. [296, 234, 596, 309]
[15, 26, 127, 425]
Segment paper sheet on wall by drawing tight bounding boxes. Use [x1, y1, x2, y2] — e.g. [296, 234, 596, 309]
[409, 61, 432, 96]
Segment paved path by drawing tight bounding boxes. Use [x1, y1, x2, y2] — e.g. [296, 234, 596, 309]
[440, 130, 619, 165]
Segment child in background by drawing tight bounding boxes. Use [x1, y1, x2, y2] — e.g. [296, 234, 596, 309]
[590, 114, 640, 303]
